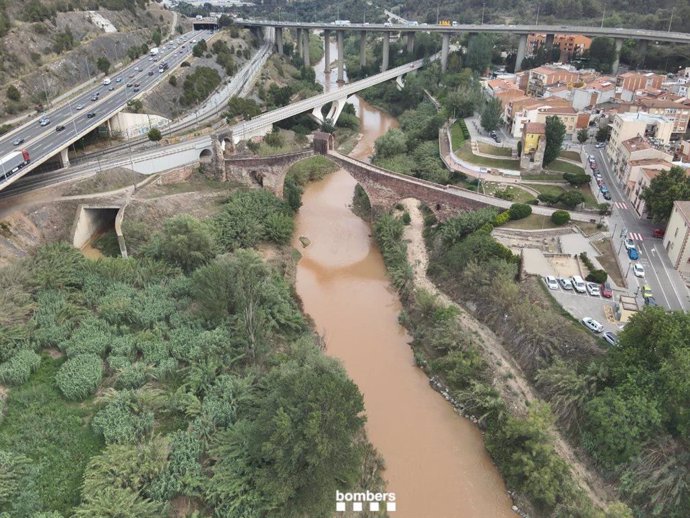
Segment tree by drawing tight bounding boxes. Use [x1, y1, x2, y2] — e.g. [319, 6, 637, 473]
[374, 128, 407, 158]
[206, 345, 365, 517]
[96, 57, 111, 75]
[508, 203, 532, 220]
[226, 96, 261, 120]
[563, 173, 591, 186]
[466, 33, 493, 74]
[151, 28, 161, 46]
[558, 190, 585, 209]
[587, 37, 616, 73]
[147, 128, 161, 141]
[145, 214, 216, 274]
[192, 39, 207, 58]
[577, 128, 589, 144]
[596, 126, 611, 142]
[480, 97, 502, 132]
[640, 166, 690, 223]
[551, 210, 570, 225]
[543, 116, 566, 166]
[6, 85, 20, 102]
[168, 75, 177, 87]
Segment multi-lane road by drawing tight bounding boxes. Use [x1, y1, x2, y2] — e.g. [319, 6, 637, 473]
[588, 144, 690, 311]
[0, 28, 213, 189]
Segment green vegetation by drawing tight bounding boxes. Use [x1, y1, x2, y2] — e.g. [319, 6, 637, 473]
[477, 142, 513, 156]
[450, 119, 468, 150]
[543, 116, 566, 166]
[226, 96, 262, 121]
[551, 210, 571, 225]
[480, 97, 503, 132]
[146, 127, 161, 141]
[192, 38, 207, 58]
[0, 184, 372, 515]
[96, 57, 110, 75]
[180, 66, 221, 106]
[549, 160, 586, 176]
[212, 39, 236, 75]
[455, 142, 520, 169]
[640, 166, 690, 222]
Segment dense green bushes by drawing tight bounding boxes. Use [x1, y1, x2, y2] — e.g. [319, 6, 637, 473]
[283, 156, 338, 211]
[0, 349, 41, 385]
[55, 354, 103, 400]
[509, 203, 532, 220]
[551, 210, 571, 225]
[373, 214, 413, 297]
[180, 66, 221, 106]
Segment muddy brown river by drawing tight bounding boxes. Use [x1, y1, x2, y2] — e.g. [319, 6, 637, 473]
[291, 40, 515, 517]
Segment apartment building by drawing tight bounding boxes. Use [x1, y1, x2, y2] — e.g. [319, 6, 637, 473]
[635, 98, 690, 135]
[526, 66, 580, 97]
[526, 33, 591, 62]
[663, 201, 690, 275]
[618, 72, 665, 101]
[509, 97, 571, 137]
[607, 113, 674, 163]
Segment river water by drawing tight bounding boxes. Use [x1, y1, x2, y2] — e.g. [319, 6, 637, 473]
[291, 40, 514, 518]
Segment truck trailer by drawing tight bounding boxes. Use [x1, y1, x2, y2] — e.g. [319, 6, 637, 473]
[0, 149, 31, 180]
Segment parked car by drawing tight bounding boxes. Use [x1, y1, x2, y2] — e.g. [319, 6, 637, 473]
[628, 247, 639, 260]
[559, 277, 573, 290]
[645, 296, 658, 307]
[582, 317, 604, 333]
[12, 137, 24, 145]
[601, 282, 613, 298]
[55, 125, 65, 132]
[586, 282, 601, 297]
[624, 237, 635, 250]
[595, 142, 606, 148]
[652, 228, 665, 238]
[544, 276, 559, 290]
[600, 185, 609, 194]
[603, 192, 612, 200]
[602, 331, 618, 346]
[642, 284, 653, 299]
[633, 263, 645, 278]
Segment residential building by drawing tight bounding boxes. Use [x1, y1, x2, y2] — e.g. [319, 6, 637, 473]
[635, 98, 690, 136]
[570, 77, 616, 111]
[629, 168, 669, 216]
[485, 78, 522, 97]
[509, 97, 572, 138]
[526, 33, 591, 62]
[612, 136, 674, 184]
[618, 72, 665, 101]
[526, 65, 580, 97]
[663, 201, 690, 275]
[520, 122, 546, 171]
[607, 112, 674, 163]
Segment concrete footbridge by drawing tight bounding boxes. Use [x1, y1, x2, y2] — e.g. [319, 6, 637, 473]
[230, 53, 439, 144]
[239, 18, 690, 73]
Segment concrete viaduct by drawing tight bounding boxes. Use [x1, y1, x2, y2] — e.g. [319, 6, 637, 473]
[239, 19, 690, 75]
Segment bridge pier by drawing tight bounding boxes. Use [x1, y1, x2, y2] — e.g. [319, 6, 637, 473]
[324, 30, 331, 73]
[359, 31, 367, 67]
[302, 29, 310, 66]
[545, 33, 554, 59]
[337, 31, 345, 83]
[638, 39, 648, 67]
[406, 32, 415, 54]
[276, 27, 283, 55]
[515, 34, 527, 72]
[441, 33, 450, 73]
[296, 28, 303, 59]
[381, 32, 390, 72]
[60, 148, 70, 168]
[612, 38, 623, 74]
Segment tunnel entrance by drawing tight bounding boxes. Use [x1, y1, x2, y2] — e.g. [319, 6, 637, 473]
[199, 148, 213, 163]
[72, 206, 123, 259]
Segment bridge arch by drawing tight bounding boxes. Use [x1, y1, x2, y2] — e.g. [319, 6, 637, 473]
[199, 148, 213, 163]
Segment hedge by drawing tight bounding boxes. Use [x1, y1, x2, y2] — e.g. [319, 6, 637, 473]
[509, 203, 532, 220]
[551, 210, 571, 225]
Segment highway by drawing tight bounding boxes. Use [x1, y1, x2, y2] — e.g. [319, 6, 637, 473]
[588, 144, 690, 311]
[0, 28, 213, 189]
[239, 20, 690, 44]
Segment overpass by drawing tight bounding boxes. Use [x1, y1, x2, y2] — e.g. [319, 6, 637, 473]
[0, 28, 214, 191]
[239, 19, 690, 73]
[230, 53, 439, 144]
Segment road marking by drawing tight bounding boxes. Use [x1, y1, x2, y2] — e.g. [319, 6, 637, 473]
[614, 201, 628, 209]
[628, 232, 643, 242]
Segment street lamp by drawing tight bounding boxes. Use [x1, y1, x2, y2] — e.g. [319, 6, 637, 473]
[601, 1, 606, 28]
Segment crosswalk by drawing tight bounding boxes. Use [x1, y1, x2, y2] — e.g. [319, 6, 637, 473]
[628, 232, 644, 242]
[613, 202, 628, 210]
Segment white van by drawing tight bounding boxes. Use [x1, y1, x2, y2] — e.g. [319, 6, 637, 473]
[571, 275, 587, 293]
[102, 77, 111, 85]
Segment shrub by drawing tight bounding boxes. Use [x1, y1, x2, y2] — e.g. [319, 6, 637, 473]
[0, 350, 41, 385]
[147, 128, 162, 141]
[538, 193, 560, 205]
[508, 203, 532, 220]
[92, 390, 154, 445]
[492, 210, 511, 227]
[144, 214, 216, 274]
[586, 270, 608, 284]
[402, 212, 411, 225]
[56, 354, 103, 400]
[551, 210, 570, 225]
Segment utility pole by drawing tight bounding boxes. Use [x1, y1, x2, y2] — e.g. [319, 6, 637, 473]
[536, 3, 541, 25]
[601, 0, 606, 28]
[668, 7, 675, 32]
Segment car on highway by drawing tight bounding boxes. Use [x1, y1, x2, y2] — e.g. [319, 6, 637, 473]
[126, 83, 133, 88]
[544, 275, 559, 290]
[133, 83, 140, 88]
[108, 86, 115, 91]
[86, 112, 96, 118]
[134, 67, 140, 72]
[133, 87, 140, 92]
[642, 284, 653, 299]
[116, 77, 122, 82]
[129, 73, 135, 78]
[582, 317, 604, 333]
[586, 282, 601, 297]
[148, 71, 154, 76]
[55, 125, 65, 132]
[624, 237, 635, 250]
[602, 331, 618, 346]
[90, 94, 98, 101]
[39, 117, 50, 126]
[11, 137, 24, 146]
[601, 282, 613, 298]
[633, 263, 645, 278]
[75, 104, 84, 110]
[628, 247, 639, 260]
[559, 277, 573, 290]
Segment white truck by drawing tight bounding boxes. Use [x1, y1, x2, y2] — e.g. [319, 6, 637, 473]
[0, 149, 31, 179]
[150, 47, 160, 56]
[102, 77, 111, 85]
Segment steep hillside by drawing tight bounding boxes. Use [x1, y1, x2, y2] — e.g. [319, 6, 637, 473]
[0, 0, 190, 124]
